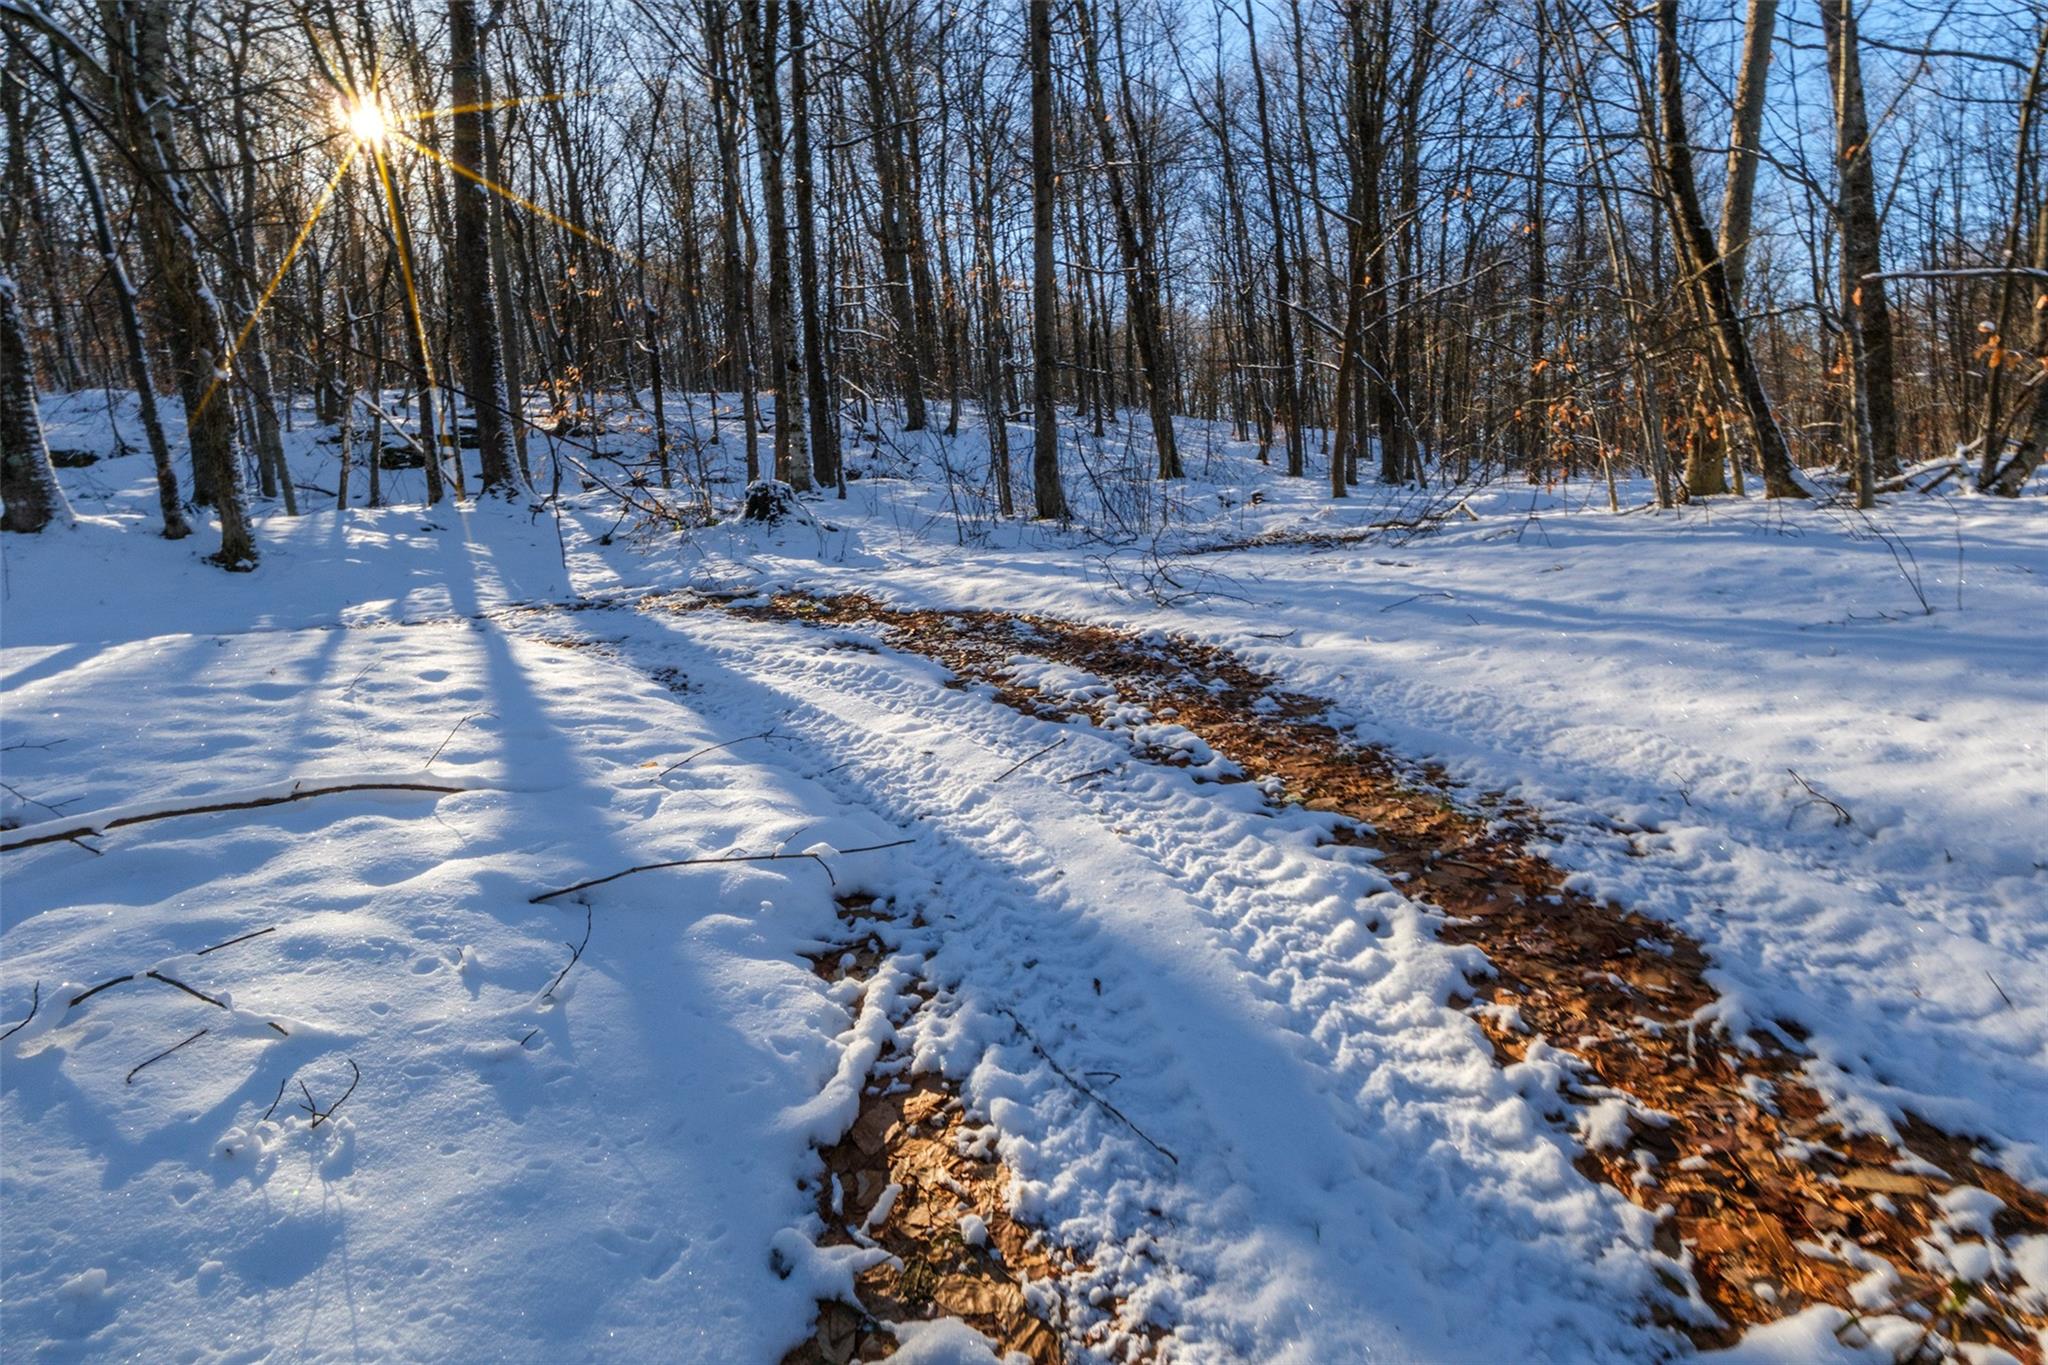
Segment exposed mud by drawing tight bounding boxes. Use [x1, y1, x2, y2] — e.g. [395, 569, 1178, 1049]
[698, 590, 2048, 1362]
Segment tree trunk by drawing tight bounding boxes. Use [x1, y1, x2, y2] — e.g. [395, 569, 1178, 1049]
[102, 0, 258, 563]
[1526, 1, 1549, 481]
[1975, 25, 2048, 492]
[1209, 70, 1274, 459]
[478, 50, 528, 478]
[1245, 13, 1304, 479]
[790, 0, 839, 491]
[49, 44, 188, 538]
[1071, 0, 1182, 478]
[1650, 0, 1804, 499]
[449, 0, 521, 498]
[863, 1, 928, 433]
[1820, 0, 1899, 485]
[0, 275, 72, 532]
[1685, 0, 1777, 498]
[225, 20, 291, 512]
[1028, 0, 1068, 518]
[1985, 69, 2048, 496]
[741, 0, 810, 489]
[705, 0, 760, 479]
[369, 145, 445, 506]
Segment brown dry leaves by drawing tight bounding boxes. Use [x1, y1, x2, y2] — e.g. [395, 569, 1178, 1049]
[730, 591, 2047, 1362]
[783, 898, 1065, 1365]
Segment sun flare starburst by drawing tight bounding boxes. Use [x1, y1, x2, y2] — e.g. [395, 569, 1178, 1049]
[341, 95, 390, 146]
[197, 58, 611, 433]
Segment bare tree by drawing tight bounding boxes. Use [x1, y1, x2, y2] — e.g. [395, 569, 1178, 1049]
[100, 0, 258, 561]
[1683, 0, 1777, 499]
[1028, 0, 1067, 518]
[46, 40, 187, 536]
[1821, 0, 1899, 504]
[449, 0, 520, 497]
[1646, 0, 1805, 499]
[1071, 0, 1182, 479]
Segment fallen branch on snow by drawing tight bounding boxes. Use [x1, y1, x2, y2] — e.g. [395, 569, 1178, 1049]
[1378, 591, 1455, 613]
[658, 728, 779, 779]
[195, 926, 278, 957]
[541, 904, 594, 999]
[1874, 457, 1962, 495]
[127, 1027, 209, 1084]
[995, 1005, 1178, 1166]
[993, 735, 1071, 783]
[5, 932, 295, 1048]
[1786, 769, 1853, 829]
[529, 838, 916, 904]
[425, 713, 492, 768]
[299, 1058, 361, 1128]
[0, 983, 39, 1043]
[1, 774, 474, 852]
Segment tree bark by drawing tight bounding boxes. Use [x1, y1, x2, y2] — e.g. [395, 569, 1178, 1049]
[449, 0, 521, 498]
[101, 0, 258, 562]
[863, 0, 928, 433]
[1028, 0, 1067, 518]
[1684, 0, 1777, 498]
[0, 275, 72, 532]
[790, 0, 839, 490]
[741, 0, 810, 489]
[478, 48, 528, 478]
[1245, 12, 1304, 478]
[1820, 0, 1898, 485]
[1975, 24, 2048, 493]
[1071, 0, 1182, 478]
[1650, 0, 1804, 499]
[705, 0, 761, 478]
[49, 43, 188, 537]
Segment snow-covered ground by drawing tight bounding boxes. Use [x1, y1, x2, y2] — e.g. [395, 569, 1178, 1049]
[5, 390, 2045, 1361]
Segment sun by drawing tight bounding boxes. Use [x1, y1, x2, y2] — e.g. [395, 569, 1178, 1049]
[341, 94, 390, 146]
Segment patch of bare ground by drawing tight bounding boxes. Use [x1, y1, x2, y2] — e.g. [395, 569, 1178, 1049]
[783, 895, 1066, 1365]
[688, 590, 2048, 1362]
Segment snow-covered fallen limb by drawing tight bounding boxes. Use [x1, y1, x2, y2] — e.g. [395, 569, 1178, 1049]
[1873, 456, 1963, 494]
[0, 772, 477, 852]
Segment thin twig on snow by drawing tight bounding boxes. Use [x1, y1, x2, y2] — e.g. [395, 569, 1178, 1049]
[127, 1027, 209, 1084]
[529, 838, 916, 904]
[993, 735, 1071, 783]
[995, 1005, 1178, 1166]
[542, 904, 594, 999]
[658, 728, 778, 779]
[0, 982, 40, 1043]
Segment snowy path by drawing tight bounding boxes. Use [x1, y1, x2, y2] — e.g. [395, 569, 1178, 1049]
[691, 488, 2048, 1196]
[496, 599, 1682, 1360]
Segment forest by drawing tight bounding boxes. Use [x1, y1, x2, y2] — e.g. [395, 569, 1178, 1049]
[0, 0, 2042, 556]
[2, 0, 2046, 1362]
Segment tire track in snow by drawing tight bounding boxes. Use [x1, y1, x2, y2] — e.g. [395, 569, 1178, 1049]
[694, 594, 2048, 1362]
[539, 601, 1678, 1362]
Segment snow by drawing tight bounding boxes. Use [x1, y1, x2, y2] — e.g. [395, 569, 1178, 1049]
[5, 390, 2045, 1360]
[0, 603, 906, 1357]
[727, 434, 2048, 1188]
[886, 1317, 1017, 1363]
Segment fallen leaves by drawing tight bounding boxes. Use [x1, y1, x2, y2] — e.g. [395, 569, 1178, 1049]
[742, 591, 2048, 1361]
[783, 897, 1065, 1365]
